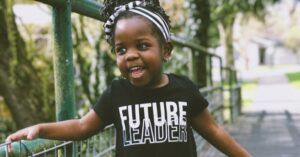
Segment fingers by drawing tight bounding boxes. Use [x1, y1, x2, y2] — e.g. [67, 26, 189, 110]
[5, 127, 38, 153]
[8, 130, 25, 141]
[5, 132, 22, 153]
[5, 136, 13, 153]
[27, 129, 35, 140]
[27, 125, 40, 140]
[5, 125, 41, 153]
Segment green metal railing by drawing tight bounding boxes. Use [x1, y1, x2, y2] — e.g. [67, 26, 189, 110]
[0, 0, 242, 156]
[35, 0, 104, 21]
[0, 125, 116, 156]
[52, 0, 76, 122]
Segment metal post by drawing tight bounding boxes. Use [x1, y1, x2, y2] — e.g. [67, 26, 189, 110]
[229, 69, 234, 123]
[53, 0, 75, 121]
[52, 1, 76, 156]
[206, 55, 213, 86]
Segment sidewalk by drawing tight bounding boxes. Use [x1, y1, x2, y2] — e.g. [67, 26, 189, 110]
[244, 72, 300, 113]
[199, 67, 300, 157]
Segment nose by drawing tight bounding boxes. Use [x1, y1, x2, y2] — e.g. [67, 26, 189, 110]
[125, 49, 139, 61]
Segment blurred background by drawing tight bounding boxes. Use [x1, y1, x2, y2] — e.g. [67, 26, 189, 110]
[0, 0, 299, 156]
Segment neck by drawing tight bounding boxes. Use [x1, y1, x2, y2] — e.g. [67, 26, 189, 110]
[148, 73, 169, 89]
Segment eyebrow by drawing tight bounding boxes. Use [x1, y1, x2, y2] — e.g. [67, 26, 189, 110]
[135, 38, 151, 42]
[114, 40, 125, 46]
[115, 37, 150, 45]
[115, 42, 123, 46]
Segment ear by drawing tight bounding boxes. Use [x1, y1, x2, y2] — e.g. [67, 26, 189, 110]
[162, 42, 173, 61]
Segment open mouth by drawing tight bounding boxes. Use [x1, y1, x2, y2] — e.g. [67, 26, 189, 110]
[128, 66, 145, 78]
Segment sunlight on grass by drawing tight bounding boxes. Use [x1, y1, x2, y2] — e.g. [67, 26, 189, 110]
[241, 80, 258, 108]
[221, 80, 257, 122]
[222, 91, 230, 122]
[286, 71, 300, 90]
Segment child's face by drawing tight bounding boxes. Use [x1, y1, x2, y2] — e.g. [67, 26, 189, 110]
[114, 16, 171, 88]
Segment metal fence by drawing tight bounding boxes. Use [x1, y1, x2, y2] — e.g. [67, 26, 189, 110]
[226, 85, 242, 123]
[194, 86, 225, 152]
[0, 125, 116, 157]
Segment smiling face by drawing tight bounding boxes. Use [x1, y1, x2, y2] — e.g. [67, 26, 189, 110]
[114, 15, 172, 88]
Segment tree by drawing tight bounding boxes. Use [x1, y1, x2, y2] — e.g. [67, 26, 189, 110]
[188, 0, 211, 87]
[210, 0, 280, 68]
[0, 0, 55, 129]
[71, 14, 118, 116]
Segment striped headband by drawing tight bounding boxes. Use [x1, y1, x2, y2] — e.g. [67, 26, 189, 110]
[104, 1, 171, 43]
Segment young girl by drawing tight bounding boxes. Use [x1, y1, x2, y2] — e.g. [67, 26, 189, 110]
[6, 0, 251, 156]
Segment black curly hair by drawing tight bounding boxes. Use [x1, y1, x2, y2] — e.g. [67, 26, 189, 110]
[101, 0, 171, 46]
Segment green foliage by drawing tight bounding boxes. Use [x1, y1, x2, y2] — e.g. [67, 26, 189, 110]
[71, 14, 118, 116]
[0, 98, 15, 140]
[160, 1, 189, 34]
[210, 0, 280, 21]
[15, 0, 32, 3]
[286, 71, 300, 82]
[286, 71, 300, 89]
[164, 46, 192, 77]
[0, 0, 55, 131]
[241, 80, 258, 107]
[209, 0, 280, 42]
[283, 26, 300, 51]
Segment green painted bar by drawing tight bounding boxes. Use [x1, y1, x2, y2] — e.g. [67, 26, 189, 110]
[52, 0, 76, 156]
[0, 139, 61, 156]
[72, 0, 105, 21]
[52, 0, 75, 121]
[171, 36, 220, 58]
[35, 0, 105, 21]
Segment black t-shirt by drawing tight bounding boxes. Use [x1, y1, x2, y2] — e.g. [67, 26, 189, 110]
[93, 74, 208, 157]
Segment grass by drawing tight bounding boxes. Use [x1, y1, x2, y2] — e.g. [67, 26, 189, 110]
[286, 71, 300, 90]
[241, 80, 258, 108]
[221, 80, 257, 122]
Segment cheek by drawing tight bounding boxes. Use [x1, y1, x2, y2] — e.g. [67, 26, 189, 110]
[116, 57, 126, 72]
[116, 58, 122, 68]
[116, 57, 120, 65]
[147, 55, 163, 69]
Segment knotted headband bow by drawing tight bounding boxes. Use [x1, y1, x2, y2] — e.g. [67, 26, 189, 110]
[104, 1, 171, 43]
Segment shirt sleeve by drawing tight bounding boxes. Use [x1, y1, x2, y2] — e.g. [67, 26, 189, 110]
[93, 85, 114, 127]
[188, 81, 209, 118]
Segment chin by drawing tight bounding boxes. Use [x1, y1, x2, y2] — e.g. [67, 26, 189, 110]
[130, 78, 153, 88]
[130, 81, 148, 88]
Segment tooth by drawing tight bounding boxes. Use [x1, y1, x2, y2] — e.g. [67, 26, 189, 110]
[131, 66, 140, 71]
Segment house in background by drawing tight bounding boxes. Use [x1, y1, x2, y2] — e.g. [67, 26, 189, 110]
[252, 37, 300, 66]
[215, 36, 300, 73]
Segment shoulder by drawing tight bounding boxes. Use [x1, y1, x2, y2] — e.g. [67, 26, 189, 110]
[95, 77, 130, 108]
[109, 77, 130, 90]
[101, 77, 130, 97]
[168, 73, 197, 89]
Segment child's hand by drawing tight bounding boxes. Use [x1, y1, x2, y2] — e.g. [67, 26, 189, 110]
[5, 125, 40, 152]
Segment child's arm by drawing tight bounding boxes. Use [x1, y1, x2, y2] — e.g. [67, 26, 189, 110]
[6, 110, 103, 143]
[192, 108, 251, 157]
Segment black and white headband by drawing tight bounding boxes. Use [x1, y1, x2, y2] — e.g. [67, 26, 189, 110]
[104, 1, 171, 43]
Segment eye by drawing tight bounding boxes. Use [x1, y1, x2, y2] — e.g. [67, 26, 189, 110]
[115, 47, 127, 55]
[137, 43, 149, 51]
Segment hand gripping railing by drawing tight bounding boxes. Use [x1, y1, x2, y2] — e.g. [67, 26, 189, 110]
[0, 124, 115, 157]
